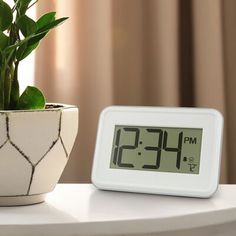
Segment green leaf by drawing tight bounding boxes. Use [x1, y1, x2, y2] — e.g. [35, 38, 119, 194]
[0, 0, 13, 31]
[27, 32, 47, 47]
[4, 68, 12, 109]
[0, 73, 4, 110]
[37, 12, 56, 29]
[17, 15, 37, 37]
[5, 18, 68, 53]
[16, 41, 39, 61]
[5, 17, 68, 61]
[5, 30, 44, 54]
[0, 31, 8, 51]
[17, 86, 45, 110]
[9, 61, 19, 110]
[0, 51, 2, 65]
[37, 17, 69, 33]
[21, 42, 39, 59]
[16, 43, 27, 60]
[9, 76, 19, 110]
[26, 17, 68, 46]
[16, 16, 68, 60]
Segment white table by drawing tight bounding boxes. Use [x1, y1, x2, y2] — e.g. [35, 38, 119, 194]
[0, 184, 236, 236]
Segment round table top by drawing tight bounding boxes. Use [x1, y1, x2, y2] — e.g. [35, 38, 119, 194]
[0, 184, 236, 236]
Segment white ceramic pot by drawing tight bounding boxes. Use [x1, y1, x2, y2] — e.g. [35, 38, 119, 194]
[0, 104, 78, 206]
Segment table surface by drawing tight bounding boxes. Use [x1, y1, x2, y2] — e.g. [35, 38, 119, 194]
[0, 184, 236, 236]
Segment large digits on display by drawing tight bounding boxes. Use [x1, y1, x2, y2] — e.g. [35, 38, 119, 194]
[113, 127, 183, 170]
[143, 129, 163, 169]
[163, 131, 183, 169]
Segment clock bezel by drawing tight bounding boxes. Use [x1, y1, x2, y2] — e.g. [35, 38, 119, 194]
[91, 106, 223, 198]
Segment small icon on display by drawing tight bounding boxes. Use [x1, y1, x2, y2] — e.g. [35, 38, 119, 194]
[189, 157, 194, 163]
[188, 163, 197, 172]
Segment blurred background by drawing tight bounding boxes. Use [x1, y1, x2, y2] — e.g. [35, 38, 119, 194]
[18, 0, 236, 184]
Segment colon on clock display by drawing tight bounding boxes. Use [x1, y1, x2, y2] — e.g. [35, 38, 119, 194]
[110, 125, 203, 174]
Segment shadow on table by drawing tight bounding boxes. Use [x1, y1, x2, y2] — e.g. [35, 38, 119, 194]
[88, 188, 217, 220]
[0, 202, 77, 224]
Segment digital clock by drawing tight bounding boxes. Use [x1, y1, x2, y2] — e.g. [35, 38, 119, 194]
[91, 106, 223, 198]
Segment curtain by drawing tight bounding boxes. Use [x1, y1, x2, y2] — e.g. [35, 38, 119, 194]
[35, 0, 235, 184]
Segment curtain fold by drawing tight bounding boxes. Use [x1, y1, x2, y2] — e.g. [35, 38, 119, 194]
[192, 0, 227, 182]
[145, 0, 180, 106]
[222, 0, 236, 183]
[36, 0, 235, 183]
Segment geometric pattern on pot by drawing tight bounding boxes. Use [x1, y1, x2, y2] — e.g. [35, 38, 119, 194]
[9, 111, 61, 165]
[60, 107, 79, 156]
[0, 142, 32, 196]
[0, 106, 78, 198]
[0, 113, 7, 147]
[29, 139, 67, 195]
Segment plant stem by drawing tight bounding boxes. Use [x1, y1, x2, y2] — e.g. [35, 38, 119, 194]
[0, 66, 5, 110]
[9, 60, 19, 109]
[4, 66, 12, 109]
[28, 0, 39, 9]
[12, 0, 21, 13]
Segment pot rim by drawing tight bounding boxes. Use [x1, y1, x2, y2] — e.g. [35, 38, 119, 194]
[0, 103, 78, 113]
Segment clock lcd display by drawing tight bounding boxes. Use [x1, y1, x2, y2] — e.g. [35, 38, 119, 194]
[110, 126, 203, 174]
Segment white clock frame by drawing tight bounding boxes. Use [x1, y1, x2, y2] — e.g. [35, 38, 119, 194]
[91, 106, 223, 198]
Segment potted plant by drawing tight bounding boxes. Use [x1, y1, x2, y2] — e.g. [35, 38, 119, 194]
[0, 0, 78, 205]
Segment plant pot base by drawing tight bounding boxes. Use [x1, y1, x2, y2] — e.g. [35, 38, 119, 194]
[0, 194, 47, 206]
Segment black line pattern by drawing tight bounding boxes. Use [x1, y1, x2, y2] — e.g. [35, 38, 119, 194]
[35, 140, 58, 166]
[0, 108, 71, 197]
[6, 115, 10, 139]
[0, 140, 7, 149]
[27, 166, 35, 195]
[60, 136, 68, 158]
[10, 141, 33, 166]
[0, 113, 7, 148]
[58, 110, 70, 157]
